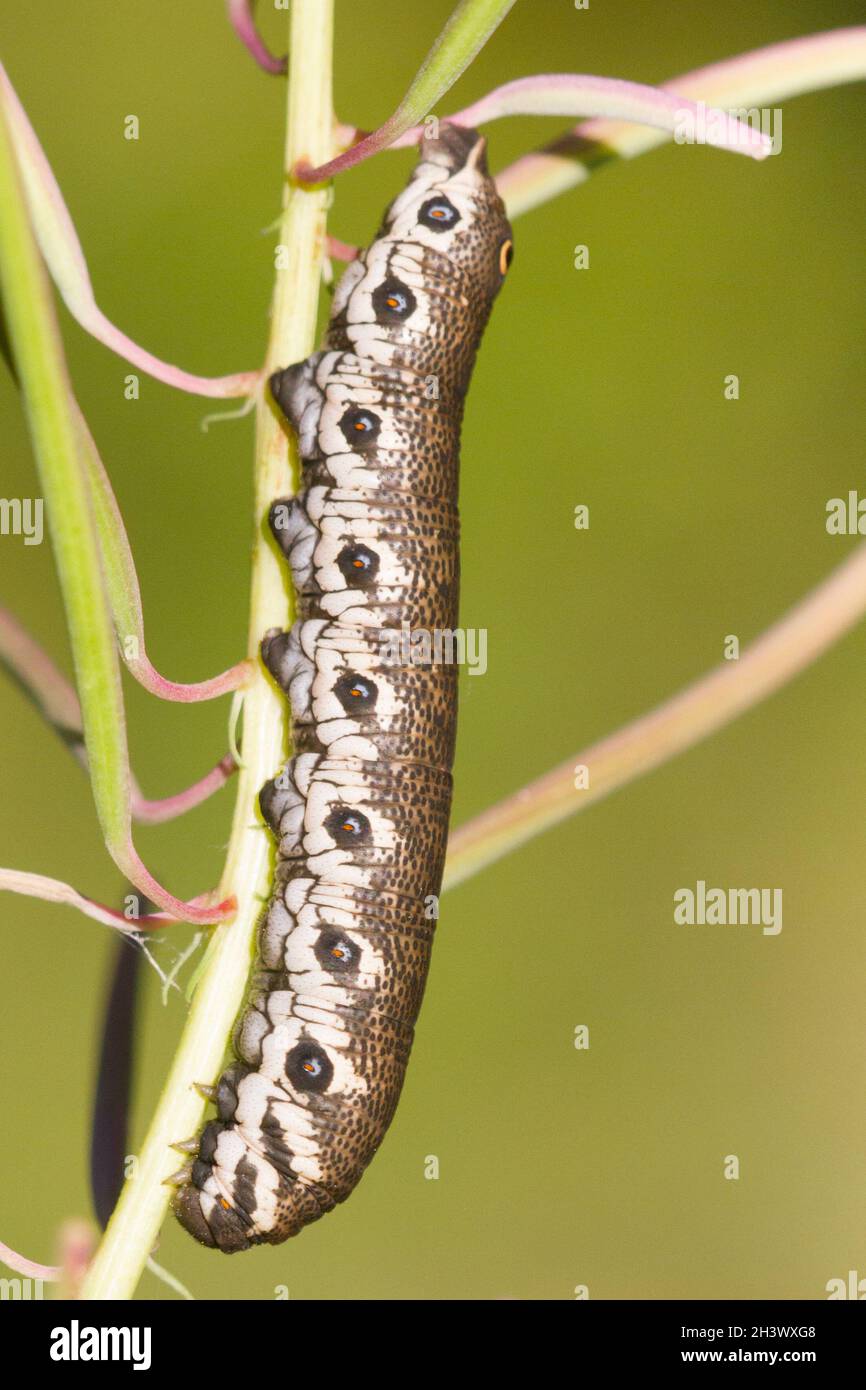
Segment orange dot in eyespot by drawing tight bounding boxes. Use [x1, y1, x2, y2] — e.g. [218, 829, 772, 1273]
[330, 946, 345, 959]
[386, 297, 398, 308]
[350, 687, 362, 697]
[352, 558, 364, 568]
[220, 1198, 231, 1210]
[341, 821, 354, 833]
[353, 420, 366, 431]
[303, 1061, 315, 1073]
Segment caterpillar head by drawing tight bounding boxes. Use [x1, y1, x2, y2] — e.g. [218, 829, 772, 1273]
[381, 122, 513, 303]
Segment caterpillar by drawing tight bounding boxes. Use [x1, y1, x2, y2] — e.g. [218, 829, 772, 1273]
[174, 124, 513, 1251]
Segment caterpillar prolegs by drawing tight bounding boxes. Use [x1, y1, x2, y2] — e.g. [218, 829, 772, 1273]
[174, 125, 512, 1251]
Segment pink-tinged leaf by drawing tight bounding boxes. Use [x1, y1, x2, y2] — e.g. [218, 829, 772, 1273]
[496, 28, 866, 217]
[0, 605, 238, 821]
[0, 1238, 61, 1282]
[75, 404, 254, 702]
[227, 0, 287, 74]
[389, 73, 771, 160]
[0, 59, 260, 397]
[298, 0, 517, 181]
[0, 867, 174, 931]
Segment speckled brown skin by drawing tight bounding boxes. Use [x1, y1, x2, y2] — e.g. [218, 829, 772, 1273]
[174, 124, 512, 1251]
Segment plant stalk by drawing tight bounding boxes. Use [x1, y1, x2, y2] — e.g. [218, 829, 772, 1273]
[79, 0, 335, 1299]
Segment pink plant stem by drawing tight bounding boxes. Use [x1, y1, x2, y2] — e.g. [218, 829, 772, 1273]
[73, 402, 257, 703]
[226, 0, 287, 75]
[296, 113, 406, 182]
[446, 543, 866, 890]
[0, 1238, 61, 1282]
[0, 867, 176, 930]
[131, 754, 237, 824]
[70, 305, 261, 398]
[0, 605, 238, 822]
[327, 235, 360, 262]
[0, 60, 260, 397]
[0, 604, 85, 762]
[128, 658, 253, 703]
[112, 847, 235, 926]
[56, 1221, 96, 1299]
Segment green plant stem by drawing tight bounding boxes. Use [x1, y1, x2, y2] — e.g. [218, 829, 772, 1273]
[79, 0, 335, 1300]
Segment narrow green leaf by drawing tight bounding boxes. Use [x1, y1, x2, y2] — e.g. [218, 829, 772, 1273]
[0, 97, 129, 858]
[400, 0, 518, 119]
[0, 98, 231, 925]
[302, 0, 517, 179]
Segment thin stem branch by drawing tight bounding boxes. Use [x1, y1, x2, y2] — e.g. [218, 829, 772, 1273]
[227, 0, 287, 75]
[0, 867, 170, 931]
[0, 57, 260, 397]
[445, 543, 866, 890]
[78, 0, 335, 1300]
[131, 755, 237, 825]
[0, 1238, 61, 1282]
[0, 605, 237, 821]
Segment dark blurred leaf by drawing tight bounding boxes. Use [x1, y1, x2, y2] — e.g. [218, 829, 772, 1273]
[89, 917, 142, 1230]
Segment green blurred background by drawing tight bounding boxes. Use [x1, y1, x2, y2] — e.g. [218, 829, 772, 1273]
[1, 0, 864, 1301]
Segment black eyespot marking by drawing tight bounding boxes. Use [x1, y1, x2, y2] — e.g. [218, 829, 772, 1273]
[333, 672, 378, 713]
[325, 805, 372, 846]
[339, 406, 381, 448]
[315, 928, 357, 972]
[419, 195, 460, 232]
[372, 277, 417, 323]
[337, 544, 380, 585]
[285, 1041, 334, 1095]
